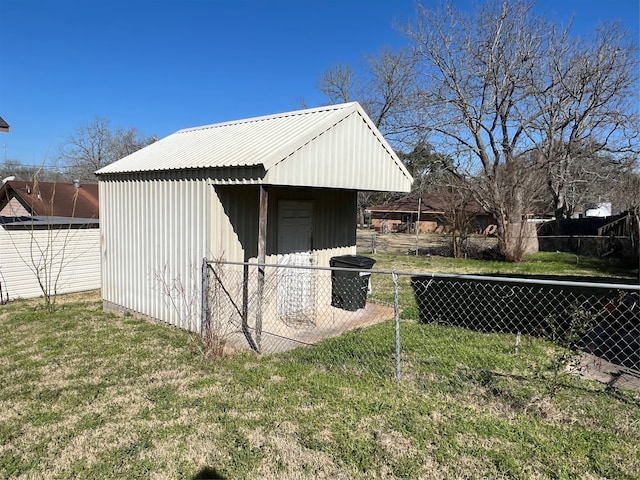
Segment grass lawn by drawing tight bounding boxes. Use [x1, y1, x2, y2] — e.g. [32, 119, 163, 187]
[1, 284, 639, 479]
[363, 251, 638, 320]
[368, 250, 638, 279]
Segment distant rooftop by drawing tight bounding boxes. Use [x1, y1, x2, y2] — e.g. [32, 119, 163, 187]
[0, 180, 99, 219]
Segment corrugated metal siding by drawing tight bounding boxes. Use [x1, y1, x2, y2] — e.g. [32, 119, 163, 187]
[99, 177, 359, 329]
[265, 187, 357, 266]
[260, 187, 356, 321]
[0, 226, 101, 300]
[100, 173, 212, 331]
[206, 186, 356, 266]
[208, 166, 265, 185]
[215, 186, 356, 329]
[264, 110, 411, 192]
[96, 101, 412, 332]
[211, 186, 259, 262]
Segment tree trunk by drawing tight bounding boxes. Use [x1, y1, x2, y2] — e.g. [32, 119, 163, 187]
[359, 205, 366, 228]
[502, 221, 539, 262]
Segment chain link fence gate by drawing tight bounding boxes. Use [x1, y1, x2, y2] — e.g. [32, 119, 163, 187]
[202, 258, 639, 389]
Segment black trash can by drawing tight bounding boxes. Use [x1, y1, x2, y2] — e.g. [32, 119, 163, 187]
[330, 255, 376, 311]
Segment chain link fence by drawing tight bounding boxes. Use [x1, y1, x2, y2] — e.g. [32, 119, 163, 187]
[202, 257, 640, 389]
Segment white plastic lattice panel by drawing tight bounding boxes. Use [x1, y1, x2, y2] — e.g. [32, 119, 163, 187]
[277, 253, 317, 325]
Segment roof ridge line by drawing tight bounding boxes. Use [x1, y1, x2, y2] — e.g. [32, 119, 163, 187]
[176, 102, 359, 134]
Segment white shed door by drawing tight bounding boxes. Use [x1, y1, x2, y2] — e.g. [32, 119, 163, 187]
[277, 201, 316, 324]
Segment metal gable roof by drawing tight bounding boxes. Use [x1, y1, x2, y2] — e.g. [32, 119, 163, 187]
[95, 102, 413, 192]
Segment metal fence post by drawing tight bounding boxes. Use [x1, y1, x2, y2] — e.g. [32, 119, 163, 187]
[200, 257, 209, 335]
[393, 270, 401, 381]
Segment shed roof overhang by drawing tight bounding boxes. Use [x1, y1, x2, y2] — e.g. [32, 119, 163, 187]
[96, 103, 413, 193]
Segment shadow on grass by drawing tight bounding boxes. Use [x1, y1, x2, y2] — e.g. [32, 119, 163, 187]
[192, 467, 226, 479]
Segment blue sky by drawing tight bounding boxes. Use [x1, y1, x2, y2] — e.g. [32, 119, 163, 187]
[1, 0, 638, 168]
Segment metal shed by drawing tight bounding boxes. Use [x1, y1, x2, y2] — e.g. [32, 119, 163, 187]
[96, 102, 412, 331]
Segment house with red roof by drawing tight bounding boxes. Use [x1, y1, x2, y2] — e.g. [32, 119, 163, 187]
[368, 193, 496, 234]
[0, 180, 99, 219]
[0, 180, 101, 303]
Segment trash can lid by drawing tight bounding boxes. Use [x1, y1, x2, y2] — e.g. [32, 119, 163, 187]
[330, 255, 376, 268]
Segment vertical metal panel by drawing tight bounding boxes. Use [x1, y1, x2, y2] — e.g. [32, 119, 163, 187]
[100, 176, 360, 332]
[266, 187, 357, 267]
[0, 225, 101, 300]
[211, 185, 259, 262]
[100, 172, 212, 331]
[264, 111, 411, 192]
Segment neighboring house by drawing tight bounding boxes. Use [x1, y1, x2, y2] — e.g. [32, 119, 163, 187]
[96, 102, 413, 332]
[0, 180, 99, 218]
[0, 180, 100, 302]
[0, 116, 9, 133]
[368, 193, 496, 234]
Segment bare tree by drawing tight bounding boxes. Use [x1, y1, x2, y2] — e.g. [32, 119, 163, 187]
[546, 148, 625, 218]
[1, 160, 64, 182]
[317, 64, 354, 104]
[435, 181, 480, 258]
[59, 117, 156, 182]
[319, 47, 418, 147]
[1, 173, 88, 312]
[318, 48, 418, 226]
[611, 167, 640, 215]
[528, 22, 639, 220]
[403, 0, 638, 261]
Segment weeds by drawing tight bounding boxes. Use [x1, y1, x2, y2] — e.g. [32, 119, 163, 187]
[155, 257, 240, 359]
[536, 304, 599, 397]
